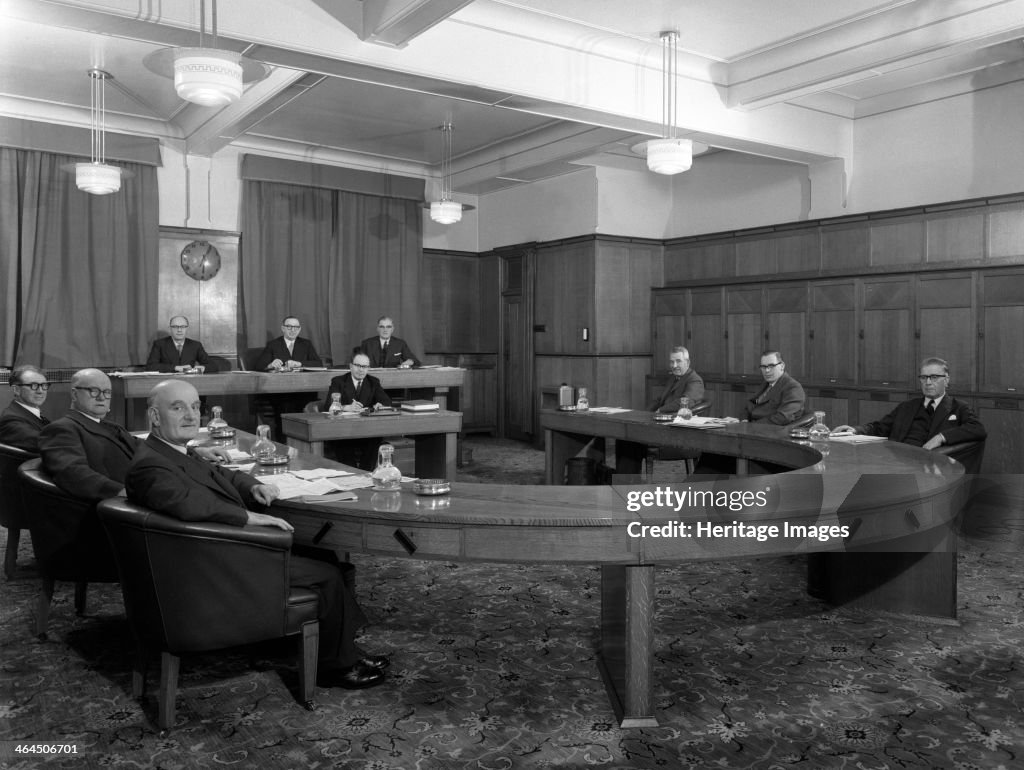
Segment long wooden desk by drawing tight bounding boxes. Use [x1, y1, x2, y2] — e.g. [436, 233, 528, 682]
[241, 412, 966, 728]
[109, 368, 465, 428]
[281, 410, 462, 480]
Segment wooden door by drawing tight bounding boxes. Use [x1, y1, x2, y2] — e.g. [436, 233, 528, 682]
[861, 276, 913, 387]
[809, 281, 857, 384]
[499, 251, 535, 441]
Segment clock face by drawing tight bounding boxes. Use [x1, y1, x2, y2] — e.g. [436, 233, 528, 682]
[180, 240, 222, 281]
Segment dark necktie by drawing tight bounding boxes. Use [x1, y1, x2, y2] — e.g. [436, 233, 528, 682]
[381, 340, 389, 364]
[926, 400, 935, 415]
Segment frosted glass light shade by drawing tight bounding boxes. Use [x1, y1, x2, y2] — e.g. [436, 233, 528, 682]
[173, 48, 243, 106]
[75, 162, 122, 195]
[646, 138, 693, 175]
[430, 200, 462, 225]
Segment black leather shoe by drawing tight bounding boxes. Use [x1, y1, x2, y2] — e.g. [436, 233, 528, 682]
[359, 654, 391, 670]
[318, 664, 384, 690]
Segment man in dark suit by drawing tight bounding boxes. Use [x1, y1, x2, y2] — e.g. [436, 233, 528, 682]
[732, 350, 806, 425]
[0, 365, 51, 451]
[126, 379, 386, 689]
[145, 316, 210, 373]
[320, 352, 392, 469]
[360, 316, 419, 368]
[255, 316, 323, 371]
[650, 346, 705, 413]
[834, 357, 987, 472]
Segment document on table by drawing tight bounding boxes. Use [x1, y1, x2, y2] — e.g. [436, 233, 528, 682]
[254, 473, 354, 499]
[669, 416, 730, 429]
[587, 407, 632, 414]
[291, 468, 358, 480]
[828, 434, 888, 443]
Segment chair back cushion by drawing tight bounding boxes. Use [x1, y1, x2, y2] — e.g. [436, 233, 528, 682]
[97, 498, 294, 653]
[0, 443, 35, 529]
[17, 458, 118, 581]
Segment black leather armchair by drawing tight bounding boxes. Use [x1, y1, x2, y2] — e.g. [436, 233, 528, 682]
[0, 442, 35, 579]
[934, 439, 985, 475]
[96, 498, 320, 731]
[17, 458, 119, 638]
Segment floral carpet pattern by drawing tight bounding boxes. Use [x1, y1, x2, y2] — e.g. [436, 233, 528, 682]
[1, 439, 1022, 769]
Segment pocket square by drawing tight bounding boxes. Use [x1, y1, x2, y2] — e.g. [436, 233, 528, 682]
[947, 414, 957, 421]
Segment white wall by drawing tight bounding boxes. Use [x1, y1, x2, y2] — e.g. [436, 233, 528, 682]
[478, 169, 598, 251]
[849, 79, 1024, 213]
[595, 166, 675, 239]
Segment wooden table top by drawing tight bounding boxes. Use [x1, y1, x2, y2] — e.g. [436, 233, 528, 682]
[281, 410, 463, 441]
[230, 413, 967, 565]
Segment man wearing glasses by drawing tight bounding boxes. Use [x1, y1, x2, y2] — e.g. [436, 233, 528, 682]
[145, 315, 211, 373]
[359, 316, 419, 369]
[0, 365, 51, 451]
[318, 352, 392, 469]
[255, 316, 323, 372]
[38, 368, 228, 501]
[735, 350, 806, 425]
[833, 357, 986, 471]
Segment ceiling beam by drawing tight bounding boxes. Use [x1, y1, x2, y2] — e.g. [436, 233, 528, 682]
[727, 0, 1024, 109]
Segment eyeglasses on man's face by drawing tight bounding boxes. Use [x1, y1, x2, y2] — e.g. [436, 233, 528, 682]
[377, 324, 393, 330]
[15, 381, 50, 391]
[918, 374, 947, 383]
[758, 362, 782, 370]
[283, 324, 301, 330]
[169, 324, 188, 330]
[351, 361, 370, 368]
[73, 386, 112, 399]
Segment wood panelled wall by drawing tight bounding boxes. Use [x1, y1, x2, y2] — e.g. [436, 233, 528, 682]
[654, 193, 1024, 474]
[421, 250, 499, 433]
[533, 236, 663, 435]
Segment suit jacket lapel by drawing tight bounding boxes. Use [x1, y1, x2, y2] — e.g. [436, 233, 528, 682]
[931, 397, 953, 433]
[146, 436, 245, 506]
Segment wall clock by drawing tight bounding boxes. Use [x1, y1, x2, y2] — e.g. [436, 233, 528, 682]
[180, 240, 222, 281]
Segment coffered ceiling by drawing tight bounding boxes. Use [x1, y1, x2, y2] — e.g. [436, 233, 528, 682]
[1, 0, 1023, 195]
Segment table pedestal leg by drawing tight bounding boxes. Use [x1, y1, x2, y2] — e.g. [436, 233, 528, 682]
[286, 436, 322, 456]
[597, 564, 658, 728]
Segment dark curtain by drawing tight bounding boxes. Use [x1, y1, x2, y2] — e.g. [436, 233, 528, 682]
[0, 147, 159, 368]
[239, 181, 336, 360]
[240, 182, 423, 366]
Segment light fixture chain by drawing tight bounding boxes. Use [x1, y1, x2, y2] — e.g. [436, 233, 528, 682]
[662, 30, 678, 141]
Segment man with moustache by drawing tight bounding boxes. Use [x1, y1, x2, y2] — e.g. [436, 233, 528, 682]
[125, 379, 387, 689]
[650, 347, 705, 414]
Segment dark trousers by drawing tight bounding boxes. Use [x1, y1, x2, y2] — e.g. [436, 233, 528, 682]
[289, 556, 367, 669]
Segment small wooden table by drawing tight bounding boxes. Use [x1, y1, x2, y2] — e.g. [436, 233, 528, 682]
[280, 410, 463, 480]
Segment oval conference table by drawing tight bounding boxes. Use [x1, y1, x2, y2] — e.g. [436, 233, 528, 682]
[263, 409, 966, 728]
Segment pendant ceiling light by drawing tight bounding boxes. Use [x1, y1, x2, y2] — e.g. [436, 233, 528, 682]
[144, 0, 269, 107]
[427, 122, 474, 225]
[639, 30, 693, 175]
[67, 69, 129, 195]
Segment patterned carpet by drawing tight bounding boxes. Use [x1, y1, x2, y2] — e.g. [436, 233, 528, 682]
[1, 439, 1022, 769]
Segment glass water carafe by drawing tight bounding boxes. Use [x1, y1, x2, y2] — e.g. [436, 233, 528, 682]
[207, 405, 228, 431]
[251, 424, 277, 463]
[371, 443, 402, 490]
[328, 392, 343, 417]
[575, 387, 590, 412]
[808, 411, 831, 441]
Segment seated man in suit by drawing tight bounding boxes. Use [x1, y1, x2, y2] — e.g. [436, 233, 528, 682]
[0, 365, 51, 451]
[833, 357, 986, 472]
[38, 368, 227, 501]
[126, 379, 387, 689]
[360, 316, 419, 369]
[650, 346, 705, 413]
[256, 316, 323, 372]
[320, 352, 392, 470]
[145, 316, 210, 373]
[725, 350, 806, 425]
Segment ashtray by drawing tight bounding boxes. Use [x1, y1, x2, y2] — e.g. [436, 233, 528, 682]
[256, 454, 289, 466]
[413, 479, 451, 496]
[210, 428, 236, 439]
[653, 413, 674, 423]
[788, 428, 810, 439]
[557, 405, 576, 412]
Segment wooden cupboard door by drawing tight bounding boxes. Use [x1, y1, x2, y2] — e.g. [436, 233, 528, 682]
[726, 287, 762, 381]
[861, 277, 913, 387]
[916, 273, 976, 390]
[766, 284, 808, 378]
[809, 281, 856, 384]
[651, 291, 687, 373]
[981, 270, 1024, 393]
[689, 288, 724, 380]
